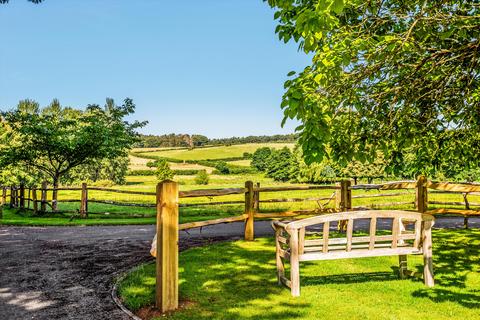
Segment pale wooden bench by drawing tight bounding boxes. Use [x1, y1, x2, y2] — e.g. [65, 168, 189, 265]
[272, 210, 434, 296]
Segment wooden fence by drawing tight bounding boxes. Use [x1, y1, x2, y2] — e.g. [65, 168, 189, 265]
[152, 176, 480, 312]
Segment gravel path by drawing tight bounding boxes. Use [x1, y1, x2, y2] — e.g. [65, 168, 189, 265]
[0, 217, 478, 320]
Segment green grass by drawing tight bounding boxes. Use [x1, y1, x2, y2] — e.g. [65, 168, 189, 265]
[136, 143, 294, 161]
[2, 172, 478, 226]
[118, 229, 480, 320]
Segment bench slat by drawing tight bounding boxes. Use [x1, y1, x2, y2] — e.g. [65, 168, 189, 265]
[299, 247, 422, 262]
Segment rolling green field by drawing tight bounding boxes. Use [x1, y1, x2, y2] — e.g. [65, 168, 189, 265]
[1, 143, 477, 226]
[136, 143, 294, 160]
[118, 229, 480, 320]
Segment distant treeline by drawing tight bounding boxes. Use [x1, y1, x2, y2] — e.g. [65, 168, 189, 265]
[133, 133, 298, 148]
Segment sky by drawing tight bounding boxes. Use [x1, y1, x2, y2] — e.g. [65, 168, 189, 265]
[0, 0, 310, 138]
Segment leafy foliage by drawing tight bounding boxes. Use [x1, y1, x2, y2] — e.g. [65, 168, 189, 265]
[251, 147, 273, 171]
[266, 0, 480, 176]
[0, 98, 144, 207]
[194, 170, 209, 185]
[265, 147, 297, 182]
[155, 159, 174, 182]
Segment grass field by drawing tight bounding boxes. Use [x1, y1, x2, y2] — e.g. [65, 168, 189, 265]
[118, 228, 480, 320]
[2, 142, 478, 227]
[136, 143, 294, 160]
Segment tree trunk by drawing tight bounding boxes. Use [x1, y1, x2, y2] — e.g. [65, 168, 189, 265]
[52, 176, 59, 211]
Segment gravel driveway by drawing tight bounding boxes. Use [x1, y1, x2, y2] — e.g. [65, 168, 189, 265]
[0, 217, 478, 320]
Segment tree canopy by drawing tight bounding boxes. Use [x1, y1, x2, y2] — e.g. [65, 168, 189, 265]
[266, 0, 480, 177]
[0, 98, 144, 208]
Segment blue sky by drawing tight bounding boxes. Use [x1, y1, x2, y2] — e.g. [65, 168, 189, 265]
[0, 0, 310, 138]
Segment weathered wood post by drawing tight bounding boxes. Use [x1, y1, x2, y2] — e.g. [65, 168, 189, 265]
[244, 181, 255, 241]
[336, 180, 352, 231]
[1, 187, 6, 207]
[155, 180, 179, 313]
[416, 175, 427, 213]
[9, 186, 14, 208]
[253, 182, 260, 212]
[80, 182, 88, 218]
[463, 193, 469, 229]
[41, 181, 47, 212]
[27, 188, 31, 209]
[32, 187, 38, 214]
[19, 184, 25, 209]
[422, 218, 435, 287]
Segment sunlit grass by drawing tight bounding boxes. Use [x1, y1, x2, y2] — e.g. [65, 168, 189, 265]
[118, 229, 480, 320]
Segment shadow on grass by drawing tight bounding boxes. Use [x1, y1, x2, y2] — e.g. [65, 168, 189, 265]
[302, 272, 397, 286]
[411, 228, 480, 309]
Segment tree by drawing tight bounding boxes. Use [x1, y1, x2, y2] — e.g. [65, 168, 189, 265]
[266, 0, 480, 176]
[0, 98, 145, 210]
[64, 156, 130, 185]
[155, 159, 174, 181]
[294, 146, 337, 184]
[194, 170, 209, 185]
[251, 147, 273, 171]
[265, 147, 297, 182]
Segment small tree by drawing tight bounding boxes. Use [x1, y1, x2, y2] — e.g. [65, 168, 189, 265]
[155, 159, 174, 181]
[265, 147, 297, 182]
[251, 147, 272, 171]
[214, 161, 230, 174]
[194, 170, 209, 185]
[0, 98, 144, 210]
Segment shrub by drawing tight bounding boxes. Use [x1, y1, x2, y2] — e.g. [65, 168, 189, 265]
[155, 159, 174, 181]
[214, 161, 230, 174]
[194, 170, 209, 185]
[251, 147, 273, 171]
[174, 169, 200, 176]
[127, 169, 155, 176]
[265, 147, 297, 182]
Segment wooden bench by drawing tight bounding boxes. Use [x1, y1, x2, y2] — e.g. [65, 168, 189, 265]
[272, 210, 434, 296]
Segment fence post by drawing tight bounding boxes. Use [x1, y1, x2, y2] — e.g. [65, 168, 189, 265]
[254, 182, 260, 212]
[416, 175, 427, 213]
[41, 181, 47, 212]
[19, 184, 25, 209]
[80, 182, 88, 218]
[32, 187, 38, 214]
[244, 181, 255, 241]
[9, 186, 14, 208]
[155, 180, 179, 313]
[2, 187, 6, 207]
[336, 180, 352, 230]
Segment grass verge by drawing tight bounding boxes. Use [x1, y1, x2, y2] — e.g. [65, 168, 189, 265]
[118, 229, 480, 320]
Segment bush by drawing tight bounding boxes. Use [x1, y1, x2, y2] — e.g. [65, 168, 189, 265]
[251, 147, 273, 171]
[174, 169, 200, 176]
[265, 147, 297, 182]
[127, 169, 155, 176]
[155, 159, 174, 181]
[214, 161, 230, 174]
[194, 170, 209, 185]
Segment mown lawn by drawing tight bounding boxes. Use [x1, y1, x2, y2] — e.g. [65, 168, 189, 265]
[118, 229, 480, 320]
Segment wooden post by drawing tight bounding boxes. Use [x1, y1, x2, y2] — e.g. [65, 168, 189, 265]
[290, 229, 300, 297]
[244, 181, 255, 241]
[80, 182, 88, 218]
[416, 175, 427, 213]
[253, 182, 260, 212]
[41, 181, 47, 212]
[274, 226, 285, 285]
[1, 187, 6, 207]
[19, 184, 25, 209]
[398, 255, 408, 279]
[9, 186, 14, 208]
[337, 180, 352, 231]
[32, 187, 38, 214]
[463, 193, 469, 229]
[155, 180, 179, 313]
[27, 188, 31, 209]
[422, 219, 434, 287]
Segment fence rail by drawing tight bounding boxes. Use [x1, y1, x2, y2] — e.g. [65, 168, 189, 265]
[1, 176, 479, 228]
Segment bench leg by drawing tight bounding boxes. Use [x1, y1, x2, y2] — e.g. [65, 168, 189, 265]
[398, 255, 407, 279]
[422, 221, 434, 287]
[275, 228, 285, 285]
[290, 229, 300, 296]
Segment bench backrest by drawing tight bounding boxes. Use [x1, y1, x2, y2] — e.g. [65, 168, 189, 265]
[274, 210, 434, 257]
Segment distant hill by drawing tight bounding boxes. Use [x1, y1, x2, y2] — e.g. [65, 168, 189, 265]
[133, 133, 298, 148]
